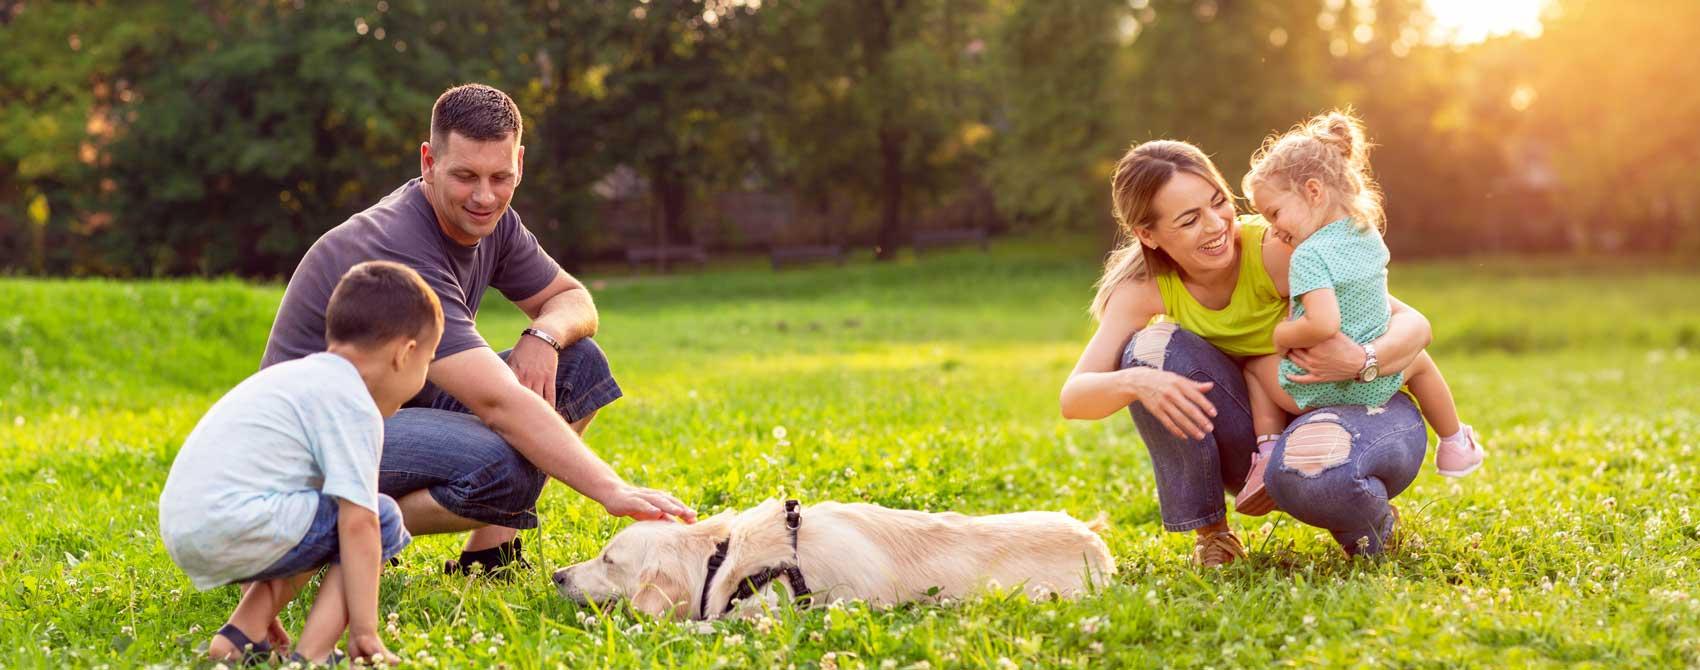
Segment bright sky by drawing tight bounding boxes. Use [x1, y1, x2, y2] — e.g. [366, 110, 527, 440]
[1425, 0, 1547, 44]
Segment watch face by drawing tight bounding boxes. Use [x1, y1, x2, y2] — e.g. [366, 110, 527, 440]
[1362, 366, 1379, 382]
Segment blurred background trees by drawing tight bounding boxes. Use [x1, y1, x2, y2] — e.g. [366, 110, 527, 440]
[1, 0, 1694, 276]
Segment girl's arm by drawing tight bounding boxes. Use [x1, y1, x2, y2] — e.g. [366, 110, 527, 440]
[1273, 289, 1341, 350]
[1060, 279, 1216, 439]
[1286, 294, 1432, 383]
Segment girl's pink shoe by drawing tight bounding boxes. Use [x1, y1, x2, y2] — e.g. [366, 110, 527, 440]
[1435, 425, 1485, 477]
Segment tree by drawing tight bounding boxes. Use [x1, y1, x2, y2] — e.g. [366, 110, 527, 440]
[759, 0, 995, 259]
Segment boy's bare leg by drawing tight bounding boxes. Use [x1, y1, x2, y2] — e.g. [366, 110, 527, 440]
[207, 572, 315, 660]
[294, 564, 350, 663]
[1403, 352, 1461, 437]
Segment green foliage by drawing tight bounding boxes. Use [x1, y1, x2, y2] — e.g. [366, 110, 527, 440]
[3, 247, 1700, 667]
[2, 0, 1698, 275]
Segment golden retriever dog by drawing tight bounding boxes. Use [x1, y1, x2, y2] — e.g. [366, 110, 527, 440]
[553, 498, 1115, 620]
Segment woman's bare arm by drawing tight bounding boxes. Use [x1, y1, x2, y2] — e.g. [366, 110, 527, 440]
[1061, 280, 1217, 438]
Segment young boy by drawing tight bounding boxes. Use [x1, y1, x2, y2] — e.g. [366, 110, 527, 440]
[159, 261, 443, 665]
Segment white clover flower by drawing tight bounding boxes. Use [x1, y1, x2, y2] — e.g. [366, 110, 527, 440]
[725, 634, 746, 646]
[470, 632, 485, 645]
[772, 426, 788, 440]
[1089, 642, 1104, 654]
[1302, 614, 1316, 625]
[996, 657, 1017, 670]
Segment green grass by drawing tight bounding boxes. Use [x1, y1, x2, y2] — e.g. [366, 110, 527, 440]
[2, 241, 1699, 668]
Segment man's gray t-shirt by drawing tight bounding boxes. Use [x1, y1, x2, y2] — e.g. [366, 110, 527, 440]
[261, 178, 561, 369]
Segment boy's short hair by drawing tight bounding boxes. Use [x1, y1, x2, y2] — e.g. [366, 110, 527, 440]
[325, 261, 444, 348]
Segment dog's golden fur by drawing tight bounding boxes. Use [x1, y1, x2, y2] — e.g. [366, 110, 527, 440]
[554, 498, 1115, 619]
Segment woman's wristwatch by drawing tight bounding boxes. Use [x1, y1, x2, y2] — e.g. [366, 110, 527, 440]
[1357, 343, 1380, 382]
[521, 327, 564, 352]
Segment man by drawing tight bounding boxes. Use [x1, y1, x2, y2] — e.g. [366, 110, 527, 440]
[262, 83, 695, 575]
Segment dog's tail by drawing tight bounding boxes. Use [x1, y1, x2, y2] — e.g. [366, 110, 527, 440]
[1086, 512, 1111, 534]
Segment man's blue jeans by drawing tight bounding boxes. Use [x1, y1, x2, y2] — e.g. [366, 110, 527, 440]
[378, 338, 622, 530]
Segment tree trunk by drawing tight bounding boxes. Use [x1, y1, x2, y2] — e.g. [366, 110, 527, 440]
[875, 124, 906, 260]
[649, 161, 693, 272]
[870, 0, 907, 261]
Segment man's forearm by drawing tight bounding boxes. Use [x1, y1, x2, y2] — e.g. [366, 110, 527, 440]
[530, 287, 597, 345]
[481, 388, 622, 499]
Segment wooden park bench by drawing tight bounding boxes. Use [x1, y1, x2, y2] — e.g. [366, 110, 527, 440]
[913, 227, 990, 253]
[769, 244, 846, 270]
[625, 244, 708, 271]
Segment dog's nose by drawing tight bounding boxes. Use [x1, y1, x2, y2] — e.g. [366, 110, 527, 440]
[552, 570, 568, 585]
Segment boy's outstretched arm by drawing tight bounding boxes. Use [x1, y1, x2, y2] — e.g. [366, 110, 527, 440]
[1274, 289, 1341, 351]
[335, 499, 395, 663]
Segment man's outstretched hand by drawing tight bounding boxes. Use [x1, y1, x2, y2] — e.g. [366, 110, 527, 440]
[597, 483, 697, 523]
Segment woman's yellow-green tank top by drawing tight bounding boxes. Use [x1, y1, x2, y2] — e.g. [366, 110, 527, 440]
[1153, 215, 1287, 358]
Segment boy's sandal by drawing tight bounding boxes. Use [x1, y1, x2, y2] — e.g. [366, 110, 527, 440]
[287, 649, 347, 667]
[213, 623, 274, 666]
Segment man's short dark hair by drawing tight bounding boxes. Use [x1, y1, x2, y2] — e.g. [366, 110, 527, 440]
[326, 261, 443, 348]
[430, 83, 522, 146]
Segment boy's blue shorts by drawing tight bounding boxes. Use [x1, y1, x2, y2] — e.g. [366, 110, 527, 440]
[239, 492, 411, 582]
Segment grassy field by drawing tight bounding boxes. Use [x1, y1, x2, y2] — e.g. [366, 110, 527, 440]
[3, 242, 1699, 668]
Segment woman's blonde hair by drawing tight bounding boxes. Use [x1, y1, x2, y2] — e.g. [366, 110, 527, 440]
[1090, 140, 1237, 320]
[1243, 109, 1385, 234]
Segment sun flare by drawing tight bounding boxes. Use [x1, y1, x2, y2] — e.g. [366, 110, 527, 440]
[1425, 0, 1547, 44]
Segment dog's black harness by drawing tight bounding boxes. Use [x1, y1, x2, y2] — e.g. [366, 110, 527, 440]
[698, 499, 813, 617]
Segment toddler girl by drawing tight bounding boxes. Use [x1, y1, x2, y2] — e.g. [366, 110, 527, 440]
[1234, 110, 1485, 516]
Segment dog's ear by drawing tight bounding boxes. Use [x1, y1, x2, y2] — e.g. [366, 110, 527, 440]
[631, 565, 690, 620]
[700, 499, 789, 618]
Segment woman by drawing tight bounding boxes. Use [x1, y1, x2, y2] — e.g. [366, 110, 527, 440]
[1060, 140, 1431, 566]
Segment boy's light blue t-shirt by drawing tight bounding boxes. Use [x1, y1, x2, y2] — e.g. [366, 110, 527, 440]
[158, 352, 383, 590]
[1279, 219, 1405, 410]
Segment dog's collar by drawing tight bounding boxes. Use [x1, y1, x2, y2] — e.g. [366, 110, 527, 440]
[698, 499, 813, 618]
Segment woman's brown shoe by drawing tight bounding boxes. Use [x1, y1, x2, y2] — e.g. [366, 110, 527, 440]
[1193, 529, 1247, 568]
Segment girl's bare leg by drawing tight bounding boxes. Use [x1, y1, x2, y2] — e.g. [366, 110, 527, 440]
[1244, 355, 1296, 438]
[1403, 352, 1461, 437]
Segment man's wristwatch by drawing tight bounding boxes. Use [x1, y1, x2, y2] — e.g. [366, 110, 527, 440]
[521, 327, 564, 352]
[1357, 343, 1380, 383]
